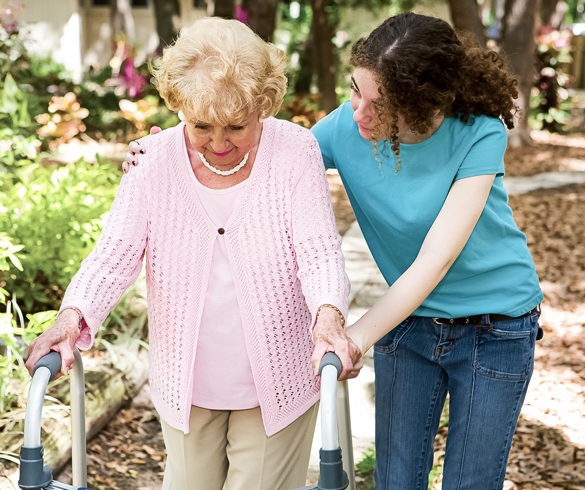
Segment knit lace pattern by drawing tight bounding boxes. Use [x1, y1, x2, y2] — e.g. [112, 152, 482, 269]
[62, 118, 350, 435]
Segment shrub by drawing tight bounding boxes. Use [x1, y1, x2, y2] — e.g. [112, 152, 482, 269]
[0, 159, 120, 314]
[0, 73, 40, 169]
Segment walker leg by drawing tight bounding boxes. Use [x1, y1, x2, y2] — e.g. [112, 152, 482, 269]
[337, 381, 356, 490]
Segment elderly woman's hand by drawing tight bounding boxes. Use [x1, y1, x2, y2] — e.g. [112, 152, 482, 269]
[311, 306, 363, 381]
[25, 309, 81, 378]
[123, 126, 161, 171]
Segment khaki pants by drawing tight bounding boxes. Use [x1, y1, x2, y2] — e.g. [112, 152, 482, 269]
[160, 404, 318, 490]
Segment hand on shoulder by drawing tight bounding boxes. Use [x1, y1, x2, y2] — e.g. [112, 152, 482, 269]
[123, 126, 161, 172]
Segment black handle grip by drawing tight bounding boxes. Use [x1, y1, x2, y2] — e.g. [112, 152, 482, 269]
[33, 351, 62, 380]
[319, 352, 342, 377]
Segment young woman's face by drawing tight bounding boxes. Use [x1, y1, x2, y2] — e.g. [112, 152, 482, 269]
[184, 113, 263, 169]
[349, 68, 381, 141]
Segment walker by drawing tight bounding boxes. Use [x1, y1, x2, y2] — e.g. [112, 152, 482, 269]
[18, 351, 355, 490]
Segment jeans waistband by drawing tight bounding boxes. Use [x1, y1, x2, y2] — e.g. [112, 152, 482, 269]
[432, 306, 539, 326]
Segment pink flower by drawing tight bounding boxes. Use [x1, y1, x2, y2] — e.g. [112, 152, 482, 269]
[235, 6, 248, 24]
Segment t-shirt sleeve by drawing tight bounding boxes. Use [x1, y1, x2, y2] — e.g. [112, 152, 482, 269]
[311, 113, 336, 170]
[455, 118, 507, 181]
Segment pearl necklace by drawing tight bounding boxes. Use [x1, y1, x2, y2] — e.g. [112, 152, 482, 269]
[198, 152, 249, 176]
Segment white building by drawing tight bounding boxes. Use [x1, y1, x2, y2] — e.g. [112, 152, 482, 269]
[16, 0, 206, 81]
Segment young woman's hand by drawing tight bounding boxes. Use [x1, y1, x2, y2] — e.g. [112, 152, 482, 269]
[123, 126, 162, 171]
[311, 307, 363, 380]
[24, 309, 81, 378]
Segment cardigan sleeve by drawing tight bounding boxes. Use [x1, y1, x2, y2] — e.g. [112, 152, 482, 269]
[61, 161, 149, 350]
[291, 133, 350, 327]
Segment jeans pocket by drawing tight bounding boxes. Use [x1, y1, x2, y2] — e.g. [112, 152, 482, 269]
[474, 316, 537, 381]
[374, 317, 415, 354]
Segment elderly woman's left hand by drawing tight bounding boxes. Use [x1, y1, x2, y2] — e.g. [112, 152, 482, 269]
[311, 307, 363, 380]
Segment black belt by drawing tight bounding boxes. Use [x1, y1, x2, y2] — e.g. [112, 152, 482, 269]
[432, 306, 542, 339]
[432, 306, 539, 325]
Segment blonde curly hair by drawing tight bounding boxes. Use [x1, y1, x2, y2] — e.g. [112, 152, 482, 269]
[152, 17, 288, 125]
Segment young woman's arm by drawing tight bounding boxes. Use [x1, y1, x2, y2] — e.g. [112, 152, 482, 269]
[345, 173, 495, 354]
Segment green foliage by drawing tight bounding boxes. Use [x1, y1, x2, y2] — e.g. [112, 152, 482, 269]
[0, 23, 75, 118]
[355, 445, 376, 490]
[566, 0, 585, 23]
[0, 72, 119, 317]
[1, 22, 176, 144]
[0, 159, 120, 314]
[0, 298, 58, 415]
[530, 29, 573, 132]
[0, 73, 40, 169]
[278, 93, 326, 128]
[0, 233, 24, 304]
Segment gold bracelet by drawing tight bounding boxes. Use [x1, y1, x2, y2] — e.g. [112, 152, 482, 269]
[316, 304, 345, 327]
[59, 306, 84, 330]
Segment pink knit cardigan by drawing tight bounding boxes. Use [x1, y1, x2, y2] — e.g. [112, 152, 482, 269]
[62, 118, 350, 435]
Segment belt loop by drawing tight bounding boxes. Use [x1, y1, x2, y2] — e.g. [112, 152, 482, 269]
[477, 314, 493, 330]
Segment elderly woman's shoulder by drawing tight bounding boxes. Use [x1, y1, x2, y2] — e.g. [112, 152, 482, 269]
[140, 124, 182, 149]
[136, 125, 184, 167]
[269, 117, 319, 144]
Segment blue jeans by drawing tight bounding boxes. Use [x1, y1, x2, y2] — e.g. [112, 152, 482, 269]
[373, 310, 541, 490]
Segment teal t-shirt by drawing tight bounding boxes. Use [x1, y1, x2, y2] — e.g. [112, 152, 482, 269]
[311, 101, 542, 318]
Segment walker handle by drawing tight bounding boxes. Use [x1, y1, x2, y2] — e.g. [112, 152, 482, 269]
[20, 350, 88, 489]
[319, 352, 342, 378]
[33, 351, 62, 381]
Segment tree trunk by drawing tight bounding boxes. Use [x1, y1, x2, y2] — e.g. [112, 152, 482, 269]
[500, 0, 540, 146]
[310, 0, 337, 113]
[209, 0, 235, 18]
[152, 0, 181, 51]
[541, 0, 565, 27]
[448, 0, 487, 45]
[295, 32, 314, 94]
[110, 0, 135, 40]
[241, 0, 278, 41]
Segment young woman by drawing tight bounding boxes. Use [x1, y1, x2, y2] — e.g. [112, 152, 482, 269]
[311, 12, 543, 490]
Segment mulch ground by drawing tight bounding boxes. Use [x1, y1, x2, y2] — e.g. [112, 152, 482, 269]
[54, 130, 585, 490]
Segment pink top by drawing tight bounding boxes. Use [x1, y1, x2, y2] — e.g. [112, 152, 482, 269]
[63, 118, 350, 436]
[190, 172, 258, 409]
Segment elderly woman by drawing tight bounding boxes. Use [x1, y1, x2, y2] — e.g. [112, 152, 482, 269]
[25, 18, 360, 490]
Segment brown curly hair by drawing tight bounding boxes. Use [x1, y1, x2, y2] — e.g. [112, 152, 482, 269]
[349, 12, 519, 158]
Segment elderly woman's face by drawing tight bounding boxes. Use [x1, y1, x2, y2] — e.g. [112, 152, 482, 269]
[185, 113, 263, 169]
